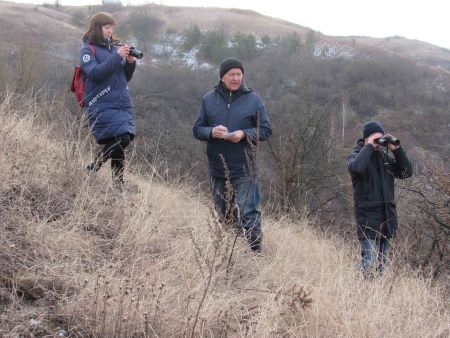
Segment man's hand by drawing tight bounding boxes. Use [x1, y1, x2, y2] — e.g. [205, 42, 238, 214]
[225, 130, 245, 143]
[386, 134, 400, 151]
[367, 132, 383, 151]
[366, 133, 383, 151]
[388, 143, 399, 151]
[212, 125, 229, 139]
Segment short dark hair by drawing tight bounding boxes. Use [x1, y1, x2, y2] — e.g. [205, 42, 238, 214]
[83, 12, 116, 44]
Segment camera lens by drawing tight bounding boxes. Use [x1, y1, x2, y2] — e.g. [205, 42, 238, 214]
[129, 47, 143, 59]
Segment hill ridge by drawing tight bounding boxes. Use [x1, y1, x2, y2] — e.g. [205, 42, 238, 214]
[1, 1, 449, 72]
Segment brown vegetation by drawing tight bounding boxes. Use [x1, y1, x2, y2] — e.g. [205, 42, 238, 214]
[396, 156, 450, 278]
[0, 91, 448, 337]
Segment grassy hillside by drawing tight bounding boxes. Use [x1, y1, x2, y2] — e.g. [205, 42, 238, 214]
[0, 1, 80, 49]
[1, 1, 450, 71]
[128, 6, 314, 37]
[0, 93, 448, 336]
[336, 35, 450, 73]
[1, 1, 448, 280]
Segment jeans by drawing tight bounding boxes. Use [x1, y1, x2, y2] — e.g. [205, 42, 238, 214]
[211, 176, 261, 233]
[360, 237, 390, 275]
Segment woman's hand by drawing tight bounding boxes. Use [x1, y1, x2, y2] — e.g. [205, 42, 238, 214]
[117, 45, 131, 59]
[126, 55, 136, 63]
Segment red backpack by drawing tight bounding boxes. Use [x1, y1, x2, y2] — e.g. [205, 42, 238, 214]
[70, 44, 95, 107]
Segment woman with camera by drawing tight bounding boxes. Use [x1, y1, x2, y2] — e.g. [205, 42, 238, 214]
[80, 12, 137, 188]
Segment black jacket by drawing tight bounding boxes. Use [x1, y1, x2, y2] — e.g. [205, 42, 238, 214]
[347, 140, 413, 240]
[193, 82, 272, 179]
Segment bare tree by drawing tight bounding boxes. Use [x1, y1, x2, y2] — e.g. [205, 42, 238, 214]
[396, 157, 450, 278]
[266, 84, 340, 214]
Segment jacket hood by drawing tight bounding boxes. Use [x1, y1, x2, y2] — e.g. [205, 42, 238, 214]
[352, 139, 365, 153]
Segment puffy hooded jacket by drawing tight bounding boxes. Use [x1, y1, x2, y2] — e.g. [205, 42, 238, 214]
[80, 39, 136, 143]
[347, 140, 413, 239]
[193, 82, 272, 179]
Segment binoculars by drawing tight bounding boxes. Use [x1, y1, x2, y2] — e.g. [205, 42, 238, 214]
[375, 135, 400, 146]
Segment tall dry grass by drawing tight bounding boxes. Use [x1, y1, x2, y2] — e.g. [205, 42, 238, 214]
[0, 92, 448, 337]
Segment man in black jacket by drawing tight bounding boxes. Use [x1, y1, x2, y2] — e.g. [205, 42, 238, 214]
[193, 57, 272, 252]
[347, 121, 412, 275]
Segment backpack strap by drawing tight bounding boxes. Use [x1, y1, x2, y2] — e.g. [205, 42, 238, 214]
[88, 43, 96, 57]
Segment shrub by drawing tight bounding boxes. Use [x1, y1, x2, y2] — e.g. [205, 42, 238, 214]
[182, 24, 202, 51]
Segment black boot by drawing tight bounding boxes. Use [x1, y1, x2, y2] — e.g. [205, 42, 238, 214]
[112, 171, 124, 192]
[111, 158, 125, 191]
[246, 230, 262, 253]
[85, 160, 101, 172]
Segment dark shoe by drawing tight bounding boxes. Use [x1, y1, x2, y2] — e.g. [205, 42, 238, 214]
[85, 161, 101, 172]
[246, 230, 262, 253]
[113, 177, 124, 192]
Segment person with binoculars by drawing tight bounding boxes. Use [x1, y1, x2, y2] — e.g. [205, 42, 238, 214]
[347, 121, 413, 276]
[80, 12, 140, 189]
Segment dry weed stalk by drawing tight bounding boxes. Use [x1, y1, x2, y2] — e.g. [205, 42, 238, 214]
[218, 153, 235, 228]
[189, 207, 225, 338]
[235, 284, 313, 314]
[220, 113, 262, 274]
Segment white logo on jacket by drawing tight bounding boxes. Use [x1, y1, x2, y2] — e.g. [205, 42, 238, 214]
[82, 54, 90, 62]
[88, 86, 111, 107]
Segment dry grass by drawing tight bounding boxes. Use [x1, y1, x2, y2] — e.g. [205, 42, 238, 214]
[0, 92, 448, 337]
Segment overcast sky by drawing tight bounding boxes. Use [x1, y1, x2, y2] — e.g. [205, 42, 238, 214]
[9, 0, 450, 49]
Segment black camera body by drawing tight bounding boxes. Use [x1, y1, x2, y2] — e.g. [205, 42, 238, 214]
[376, 135, 400, 147]
[113, 41, 144, 59]
[128, 46, 143, 59]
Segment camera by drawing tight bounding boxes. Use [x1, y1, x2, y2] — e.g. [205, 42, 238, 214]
[375, 135, 400, 147]
[128, 46, 143, 59]
[113, 41, 144, 59]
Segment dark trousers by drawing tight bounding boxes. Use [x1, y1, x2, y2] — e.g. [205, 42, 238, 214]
[92, 133, 131, 183]
[211, 176, 262, 251]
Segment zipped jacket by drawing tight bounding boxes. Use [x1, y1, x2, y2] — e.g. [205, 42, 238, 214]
[193, 82, 272, 179]
[347, 140, 413, 239]
[80, 39, 136, 143]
